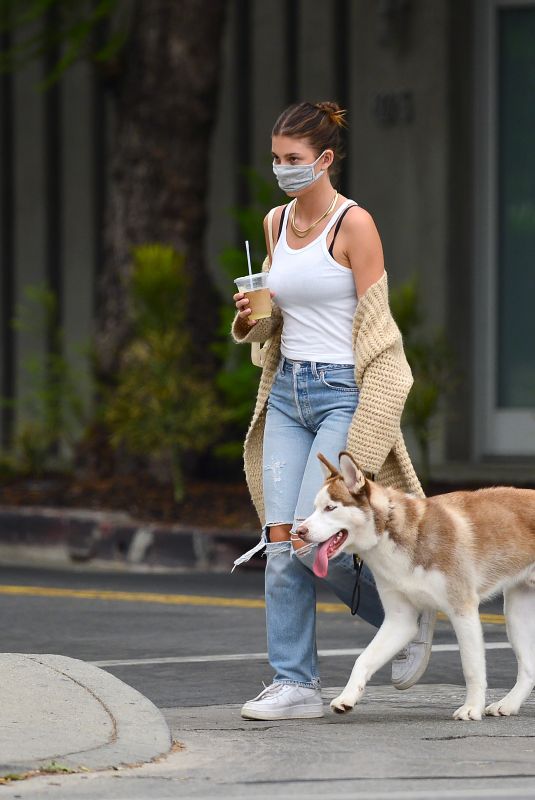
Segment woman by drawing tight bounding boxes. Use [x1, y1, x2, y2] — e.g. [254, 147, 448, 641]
[232, 101, 435, 721]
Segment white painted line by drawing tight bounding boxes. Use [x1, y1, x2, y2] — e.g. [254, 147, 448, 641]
[91, 641, 511, 668]
[430, 641, 511, 652]
[92, 652, 270, 667]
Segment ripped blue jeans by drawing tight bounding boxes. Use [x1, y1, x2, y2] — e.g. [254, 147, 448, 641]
[262, 357, 384, 688]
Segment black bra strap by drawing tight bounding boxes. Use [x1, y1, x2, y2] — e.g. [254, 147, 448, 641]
[276, 204, 289, 245]
[328, 203, 358, 257]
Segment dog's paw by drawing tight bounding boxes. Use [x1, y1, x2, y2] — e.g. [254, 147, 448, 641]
[453, 703, 484, 721]
[485, 699, 519, 717]
[330, 695, 355, 714]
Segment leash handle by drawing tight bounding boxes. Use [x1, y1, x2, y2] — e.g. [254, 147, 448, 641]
[350, 555, 364, 616]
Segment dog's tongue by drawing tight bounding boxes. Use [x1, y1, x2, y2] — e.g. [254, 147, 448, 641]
[313, 540, 332, 578]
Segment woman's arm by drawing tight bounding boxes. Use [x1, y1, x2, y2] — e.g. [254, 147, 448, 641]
[230, 214, 282, 343]
[231, 305, 282, 344]
[333, 209, 412, 474]
[346, 340, 413, 477]
[333, 205, 385, 298]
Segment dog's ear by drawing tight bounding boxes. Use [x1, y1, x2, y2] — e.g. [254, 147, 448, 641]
[339, 452, 366, 494]
[317, 452, 340, 480]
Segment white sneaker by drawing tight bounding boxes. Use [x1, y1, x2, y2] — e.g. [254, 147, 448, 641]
[391, 609, 437, 690]
[241, 682, 324, 720]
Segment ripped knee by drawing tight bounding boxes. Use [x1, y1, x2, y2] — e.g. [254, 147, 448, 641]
[268, 524, 292, 543]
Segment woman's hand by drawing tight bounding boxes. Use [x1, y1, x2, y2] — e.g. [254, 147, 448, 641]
[233, 290, 275, 327]
[233, 292, 257, 326]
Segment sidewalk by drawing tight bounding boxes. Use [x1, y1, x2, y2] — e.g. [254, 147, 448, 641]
[163, 686, 535, 798]
[0, 505, 260, 572]
[1, 684, 535, 798]
[0, 653, 171, 781]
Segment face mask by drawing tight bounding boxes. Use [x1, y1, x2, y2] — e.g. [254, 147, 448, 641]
[272, 151, 326, 193]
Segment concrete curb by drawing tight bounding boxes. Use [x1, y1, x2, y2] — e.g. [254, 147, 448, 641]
[0, 505, 261, 570]
[0, 653, 171, 775]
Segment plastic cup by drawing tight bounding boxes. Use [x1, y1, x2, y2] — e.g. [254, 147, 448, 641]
[234, 273, 271, 321]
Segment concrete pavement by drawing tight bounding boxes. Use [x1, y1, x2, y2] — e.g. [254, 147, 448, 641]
[0, 653, 171, 780]
[163, 687, 535, 798]
[1, 685, 535, 798]
[0, 505, 259, 572]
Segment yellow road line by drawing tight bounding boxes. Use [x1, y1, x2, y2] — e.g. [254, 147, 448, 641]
[0, 584, 345, 613]
[479, 613, 505, 624]
[0, 585, 266, 609]
[437, 610, 505, 625]
[0, 585, 505, 623]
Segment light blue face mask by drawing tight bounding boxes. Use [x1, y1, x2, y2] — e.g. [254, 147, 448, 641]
[272, 151, 326, 193]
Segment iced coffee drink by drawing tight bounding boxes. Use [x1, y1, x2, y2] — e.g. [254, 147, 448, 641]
[235, 273, 272, 321]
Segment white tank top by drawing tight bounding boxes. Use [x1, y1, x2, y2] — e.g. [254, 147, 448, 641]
[267, 199, 358, 364]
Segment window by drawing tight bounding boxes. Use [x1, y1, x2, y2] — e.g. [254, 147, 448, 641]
[474, 0, 535, 456]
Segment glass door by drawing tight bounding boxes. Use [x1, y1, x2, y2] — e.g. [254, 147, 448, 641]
[474, 0, 535, 456]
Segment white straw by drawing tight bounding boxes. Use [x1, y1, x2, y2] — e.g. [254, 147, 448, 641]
[245, 240, 253, 290]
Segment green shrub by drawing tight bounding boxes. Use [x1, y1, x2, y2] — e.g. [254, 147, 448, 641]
[103, 244, 223, 501]
[0, 284, 90, 475]
[390, 278, 456, 484]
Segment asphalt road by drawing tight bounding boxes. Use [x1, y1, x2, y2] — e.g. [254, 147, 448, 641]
[0, 563, 514, 710]
[3, 563, 535, 800]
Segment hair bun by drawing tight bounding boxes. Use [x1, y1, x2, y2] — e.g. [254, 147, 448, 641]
[315, 101, 348, 128]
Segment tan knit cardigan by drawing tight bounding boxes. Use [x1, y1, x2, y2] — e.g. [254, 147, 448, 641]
[231, 269, 424, 524]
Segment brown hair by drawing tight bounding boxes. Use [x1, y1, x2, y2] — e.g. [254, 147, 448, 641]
[272, 101, 347, 178]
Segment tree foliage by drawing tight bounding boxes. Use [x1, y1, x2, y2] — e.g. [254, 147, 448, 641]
[0, 284, 90, 475]
[390, 279, 457, 484]
[102, 245, 224, 501]
[0, 0, 128, 87]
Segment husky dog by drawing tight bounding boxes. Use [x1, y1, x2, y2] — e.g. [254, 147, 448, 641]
[297, 452, 535, 721]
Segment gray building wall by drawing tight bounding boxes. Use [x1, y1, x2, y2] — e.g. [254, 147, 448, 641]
[0, 25, 103, 449]
[207, 0, 451, 464]
[208, 1, 450, 330]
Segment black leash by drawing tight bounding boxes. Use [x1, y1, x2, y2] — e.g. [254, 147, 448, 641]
[349, 472, 375, 616]
[350, 555, 364, 616]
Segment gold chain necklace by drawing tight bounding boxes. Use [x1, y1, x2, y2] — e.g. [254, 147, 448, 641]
[290, 191, 339, 238]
